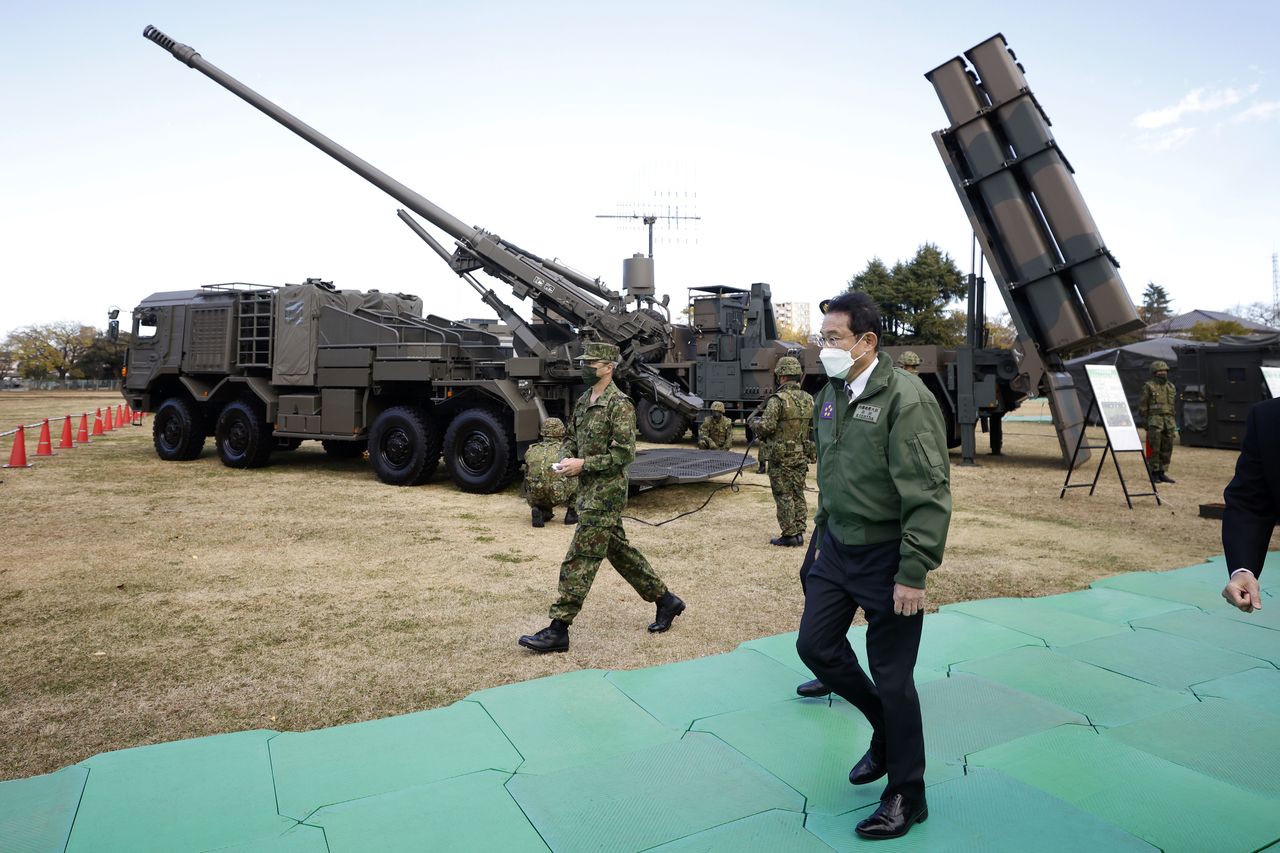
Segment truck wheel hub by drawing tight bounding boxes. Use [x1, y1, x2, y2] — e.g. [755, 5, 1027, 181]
[382, 428, 412, 467]
[460, 432, 493, 472]
[227, 419, 250, 452]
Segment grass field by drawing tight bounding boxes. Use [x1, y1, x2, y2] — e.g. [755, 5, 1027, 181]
[0, 391, 1260, 780]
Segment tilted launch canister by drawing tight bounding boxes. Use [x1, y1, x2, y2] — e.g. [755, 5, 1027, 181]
[926, 34, 1143, 354]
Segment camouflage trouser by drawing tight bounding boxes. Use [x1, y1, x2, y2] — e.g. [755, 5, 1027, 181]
[768, 459, 808, 537]
[549, 518, 668, 624]
[1146, 415, 1176, 474]
[526, 483, 576, 512]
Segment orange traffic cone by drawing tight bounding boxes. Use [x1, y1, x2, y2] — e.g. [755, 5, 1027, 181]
[105, 407, 115, 431]
[77, 413, 90, 443]
[35, 419, 55, 457]
[4, 425, 33, 469]
[116, 405, 124, 427]
[123, 403, 132, 425]
[59, 415, 75, 449]
[92, 409, 104, 436]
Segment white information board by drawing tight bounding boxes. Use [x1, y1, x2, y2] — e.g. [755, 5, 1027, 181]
[1084, 364, 1144, 453]
[1262, 366, 1280, 398]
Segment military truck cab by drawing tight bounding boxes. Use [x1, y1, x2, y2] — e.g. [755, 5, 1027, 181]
[122, 279, 568, 493]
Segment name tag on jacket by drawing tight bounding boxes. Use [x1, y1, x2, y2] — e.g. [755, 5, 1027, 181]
[853, 403, 881, 423]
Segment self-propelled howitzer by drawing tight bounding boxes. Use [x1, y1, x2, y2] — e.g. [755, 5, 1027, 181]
[141, 25, 702, 422]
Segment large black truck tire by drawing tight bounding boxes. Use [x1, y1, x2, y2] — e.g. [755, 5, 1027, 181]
[636, 398, 688, 444]
[368, 405, 440, 486]
[215, 399, 274, 468]
[443, 408, 518, 494]
[152, 395, 207, 461]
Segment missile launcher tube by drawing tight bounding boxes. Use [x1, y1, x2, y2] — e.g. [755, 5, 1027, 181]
[926, 58, 1089, 351]
[964, 36, 1141, 338]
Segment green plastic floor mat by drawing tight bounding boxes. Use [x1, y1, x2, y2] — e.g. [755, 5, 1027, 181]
[1217, 594, 1280, 630]
[646, 809, 832, 852]
[970, 724, 1280, 852]
[952, 645, 1196, 727]
[1193, 667, 1280, 714]
[911, 612, 1042, 672]
[506, 733, 803, 853]
[1106, 698, 1280, 799]
[1059, 626, 1262, 690]
[205, 825, 329, 852]
[1091, 571, 1228, 610]
[0, 765, 87, 853]
[806, 768, 1157, 852]
[66, 730, 294, 853]
[269, 700, 522, 820]
[468, 669, 679, 774]
[1034, 587, 1193, 624]
[941, 597, 1128, 647]
[1131, 608, 1280, 665]
[308, 769, 548, 852]
[740, 628, 947, 687]
[918, 674, 1087, 763]
[691, 696, 963, 815]
[738, 630, 813, 677]
[606, 648, 810, 729]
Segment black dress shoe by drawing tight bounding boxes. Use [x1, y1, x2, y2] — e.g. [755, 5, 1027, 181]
[795, 679, 831, 698]
[855, 793, 928, 839]
[848, 747, 887, 786]
[564, 507, 579, 524]
[518, 619, 569, 653]
[531, 507, 545, 528]
[648, 591, 685, 633]
[770, 534, 804, 547]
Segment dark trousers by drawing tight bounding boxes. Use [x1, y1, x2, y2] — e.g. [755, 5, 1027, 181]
[796, 531, 925, 801]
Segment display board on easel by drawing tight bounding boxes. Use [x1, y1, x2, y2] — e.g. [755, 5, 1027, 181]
[1262, 365, 1280, 398]
[1060, 365, 1161, 508]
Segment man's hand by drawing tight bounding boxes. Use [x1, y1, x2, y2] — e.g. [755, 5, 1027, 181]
[1223, 572, 1263, 613]
[557, 457, 585, 477]
[893, 584, 926, 617]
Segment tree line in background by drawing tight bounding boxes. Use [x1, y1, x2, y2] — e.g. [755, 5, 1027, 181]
[845, 248, 1278, 352]
[1, 322, 127, 383]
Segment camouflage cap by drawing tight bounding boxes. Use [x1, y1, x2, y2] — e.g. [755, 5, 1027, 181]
[775, 355, 803, 376]
[1150, 360, 1169, 373]
[710, 401, 726, 413]
[578, 341, 620, 363]
[899, 350, 921, 366]
[540, 417, 566, 438]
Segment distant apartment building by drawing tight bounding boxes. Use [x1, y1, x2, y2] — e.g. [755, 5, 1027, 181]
[774, 301, 811, 334]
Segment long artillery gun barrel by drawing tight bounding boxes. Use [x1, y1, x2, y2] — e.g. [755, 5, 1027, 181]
[142, 25, 703, 418]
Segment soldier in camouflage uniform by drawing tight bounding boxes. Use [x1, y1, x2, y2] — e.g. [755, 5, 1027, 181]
[697, 401, 734, 451]
[522, 417, 579, 527]
[519, 342, 685, 653]
[899, 351, 921, 374]
[1139, 360, 1178, 484]
[753, 355, 815, 547]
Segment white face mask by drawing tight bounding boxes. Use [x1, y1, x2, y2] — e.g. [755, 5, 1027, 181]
[819, 334, 869, 379]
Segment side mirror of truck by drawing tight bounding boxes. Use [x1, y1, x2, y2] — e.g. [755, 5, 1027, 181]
[108, 319, 120, 342]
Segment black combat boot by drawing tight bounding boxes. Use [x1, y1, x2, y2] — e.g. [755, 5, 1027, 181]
[518, 619, 570, 653]
[770, 534, 804, 547]
[565, 506, 579, 525]
[1160, 473, 1177, 484]
[648, 591, 686, 633]
[531, 507, 545, 528]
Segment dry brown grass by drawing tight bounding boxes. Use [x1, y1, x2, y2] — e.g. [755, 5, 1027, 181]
[0, 391, 1262, 779]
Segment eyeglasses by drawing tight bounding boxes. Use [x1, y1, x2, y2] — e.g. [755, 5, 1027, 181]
[818, 331, 872, 349]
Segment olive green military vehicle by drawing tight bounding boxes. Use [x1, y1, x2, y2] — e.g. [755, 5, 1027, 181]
[122, 278, 574, 493]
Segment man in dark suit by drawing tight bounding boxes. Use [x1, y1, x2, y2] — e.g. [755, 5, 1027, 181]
[1221, 398, 1280, 613]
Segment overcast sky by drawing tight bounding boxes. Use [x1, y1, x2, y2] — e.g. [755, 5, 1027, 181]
[2, 1, 1277, 336]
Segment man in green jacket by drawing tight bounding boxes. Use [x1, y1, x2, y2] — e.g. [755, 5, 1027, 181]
[518, 342, 685, 653]
[795, 292, 952, 840]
